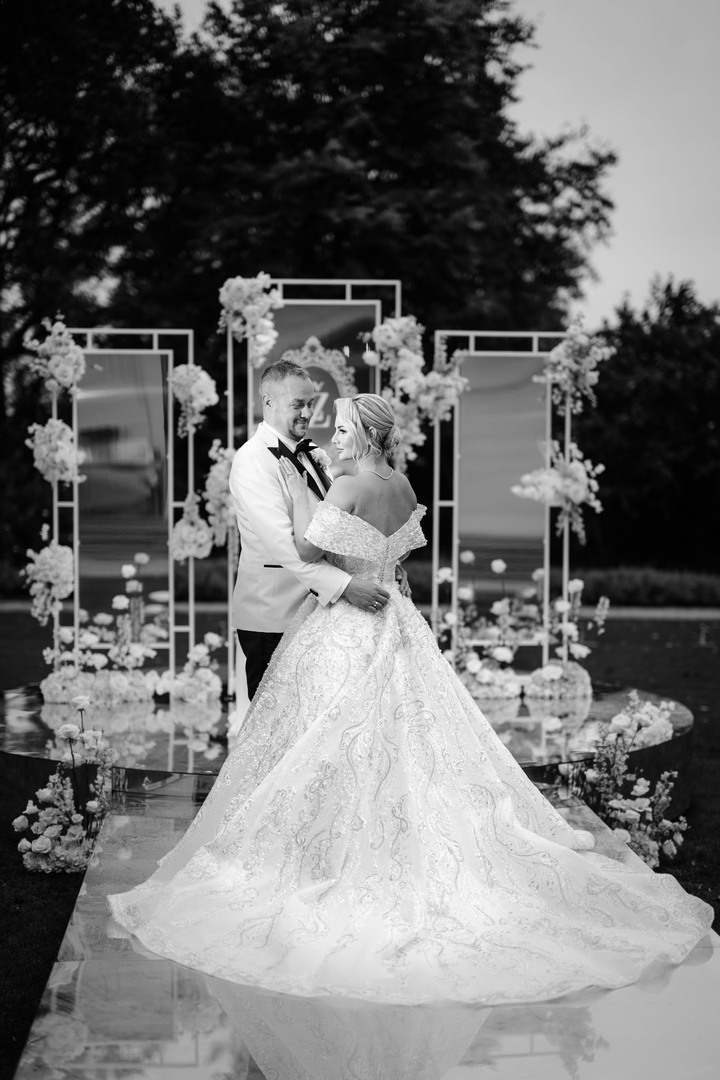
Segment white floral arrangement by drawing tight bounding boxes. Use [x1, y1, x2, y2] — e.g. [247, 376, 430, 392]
[524, 661, 593, 699]
[170, 363, 219, 437]
[26, 418, 86, 485]
[607, 690, 676, 749]
[534, 316, 614, 414]
[363, 316, 468, 473]
[171, 493, 214, 562]
[23, 531, 74, 626]
[203, 440, 236, 547]
[218, 271, 284, 365]
[544, 577, 610, 664]
[155, 699, 224, 760]
[12, 698, 114, 873]
[156, 632, 224, 703]
[24, 317, 86, 394]
[511, 441, 604, 543]
[563, 698, 687, 868]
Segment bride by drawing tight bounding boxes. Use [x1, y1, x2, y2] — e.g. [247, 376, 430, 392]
[108, 394, 712, 1006]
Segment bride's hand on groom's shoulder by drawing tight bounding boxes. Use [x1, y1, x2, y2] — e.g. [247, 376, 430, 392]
[278, 457, 308, 501]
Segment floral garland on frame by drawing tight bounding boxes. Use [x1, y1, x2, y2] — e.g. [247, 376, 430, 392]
[26, 419, 86, 485]
[534, 315, 614, 414]
[23, 529, 74, 627]
[363, 315, 469, 473]
[171, 493, 214, 562]
[218, 272, 284, 366]
[203, 440, 236, 547]
[170, 363, 219, 438]
[511, 441, 604, 544]
[24, 316, 86, 395]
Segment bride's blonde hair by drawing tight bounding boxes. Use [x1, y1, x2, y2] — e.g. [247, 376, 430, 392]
[335, 394, 400, 467]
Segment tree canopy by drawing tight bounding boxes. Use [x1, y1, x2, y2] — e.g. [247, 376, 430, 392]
[576, 278, 720, 572]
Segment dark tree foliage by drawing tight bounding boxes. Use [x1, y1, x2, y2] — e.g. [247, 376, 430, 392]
[576, 278, 720, 572]
[0, 0, 183, 560]
[109, 0, 617, 338]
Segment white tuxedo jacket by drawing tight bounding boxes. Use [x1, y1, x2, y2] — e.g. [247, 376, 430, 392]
[229, 422, 352, 632]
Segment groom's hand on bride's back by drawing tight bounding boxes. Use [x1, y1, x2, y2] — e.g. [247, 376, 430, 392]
[342, 576, 390, 613]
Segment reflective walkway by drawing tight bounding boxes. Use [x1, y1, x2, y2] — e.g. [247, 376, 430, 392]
[14, 783, 720, 1079]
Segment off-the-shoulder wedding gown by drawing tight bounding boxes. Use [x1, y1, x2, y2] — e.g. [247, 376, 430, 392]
[109, 504, 712, 1004]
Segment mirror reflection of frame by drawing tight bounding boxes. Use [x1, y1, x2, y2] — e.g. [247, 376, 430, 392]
[250, 300, 382, 435]
[75, 350, 170, 618]
[458, 352, 547, 584]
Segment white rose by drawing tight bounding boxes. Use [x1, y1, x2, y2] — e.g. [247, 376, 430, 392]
[492, 646, 514, 664]
[58, 627, 75, 645]
[567, 578, 584, 594]
[541, 664, 564, 681]
[204, 632, 223, 649]
[93, 612, 113, 626]
[490, 599, 509, 616]
[661, 839, 677, 858]
[133, 552, 150, 565]
[465, 656, 482, 674]
[436, 567, 454, 584]
[362, 349, 379, 366]
[86, 800, 100, 814]
[120, 564, 136, 579]
[31, 835, 53, 853]
[443, 612, 458, 626]
[459, 550, 475, 565]
[36, 788, 54, 802]
[569, 643, 590, 659]
[57, 723, 80, 740]
[531, 568, 544, 582]
[554, 599, 571, 613]
[457, 586, 474, 603]
[12, 815, 29, 832]
[112, 595, 130, 611]
[490, 559, 507, 574]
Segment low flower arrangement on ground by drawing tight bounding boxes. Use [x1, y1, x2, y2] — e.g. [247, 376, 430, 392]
[12, 698, 114, 872]
[561, 692, 685, 868]
[437, 558, 609, 703]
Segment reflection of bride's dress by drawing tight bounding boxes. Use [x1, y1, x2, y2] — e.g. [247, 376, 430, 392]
[108, 504, 713, 1005]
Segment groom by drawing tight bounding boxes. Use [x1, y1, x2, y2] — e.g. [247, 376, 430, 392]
[229, 359, 390, 699]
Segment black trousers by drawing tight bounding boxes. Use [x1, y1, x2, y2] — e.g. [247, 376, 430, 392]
[236, 629, 283, 701]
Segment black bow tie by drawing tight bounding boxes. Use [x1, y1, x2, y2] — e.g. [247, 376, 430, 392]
[294, 438, 316, 457]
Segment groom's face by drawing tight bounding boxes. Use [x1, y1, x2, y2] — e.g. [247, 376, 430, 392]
[264, 375, 316, 442]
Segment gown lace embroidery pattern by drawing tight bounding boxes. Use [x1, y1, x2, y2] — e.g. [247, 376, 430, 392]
[108, 502, 713, 1005]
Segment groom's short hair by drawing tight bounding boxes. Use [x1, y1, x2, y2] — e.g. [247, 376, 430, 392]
[259, 361, 309, 394]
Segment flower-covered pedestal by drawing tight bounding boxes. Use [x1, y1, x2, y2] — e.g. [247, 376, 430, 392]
[524, 662, 593, 700]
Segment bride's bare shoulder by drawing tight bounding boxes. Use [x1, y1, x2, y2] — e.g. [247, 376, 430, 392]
[324, 474, 358, 512]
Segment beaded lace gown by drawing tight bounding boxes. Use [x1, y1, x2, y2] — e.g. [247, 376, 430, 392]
[108, 504, 713, 1005]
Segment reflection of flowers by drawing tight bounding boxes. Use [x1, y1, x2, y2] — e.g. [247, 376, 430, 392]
[40, 668, 157, 706]
[155, 699, 224, 757]
[23, 537, 74, 626]
[171, 493, 214, 562]
[534, 315, 614, 414]
[170, 363, 219, 437]
[26, 418, 86, 485]
[20, 1012, 89, 1070]
[156, 632, 224, 703]
[218, 271, 284, 365]
[42, 701, 161, 767]
[525, 661, 592, 699]
[512, 442, 604, 544]
[25, 316, 86, 394]
[203, 440, 236, 547]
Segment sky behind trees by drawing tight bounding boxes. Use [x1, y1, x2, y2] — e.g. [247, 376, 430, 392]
[165, 0, 719, 329]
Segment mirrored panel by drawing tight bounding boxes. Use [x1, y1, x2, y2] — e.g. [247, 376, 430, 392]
[251, 301, 381, 437]
[76, 351, 169, 616]
[458, 352, 547, 582]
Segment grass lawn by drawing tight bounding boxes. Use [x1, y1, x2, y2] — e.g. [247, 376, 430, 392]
[0, 610, 718, 1080]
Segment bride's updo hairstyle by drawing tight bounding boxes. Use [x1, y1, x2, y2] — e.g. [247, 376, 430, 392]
[335, 394, 401, 467]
